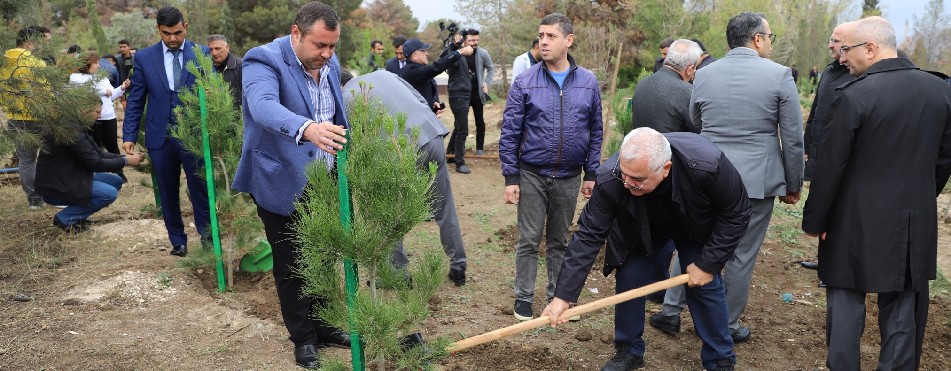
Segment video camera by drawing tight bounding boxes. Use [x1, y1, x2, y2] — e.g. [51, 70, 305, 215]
[438, 21, 469, 53]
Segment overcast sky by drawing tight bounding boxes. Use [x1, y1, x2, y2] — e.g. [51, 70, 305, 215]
[400, 0, 949, 42]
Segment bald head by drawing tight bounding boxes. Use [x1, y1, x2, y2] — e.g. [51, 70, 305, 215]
[829, 21, 856, 60]
[838, 16, 898, 76]
[855, 16, 897, 50]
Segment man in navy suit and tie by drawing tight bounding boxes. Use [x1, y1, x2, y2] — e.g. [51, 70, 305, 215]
[231, 1, 350, 368]
[121, 6, 211, 258]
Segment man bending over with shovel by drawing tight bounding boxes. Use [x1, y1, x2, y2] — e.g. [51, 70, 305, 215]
[543, 127, 750, 371]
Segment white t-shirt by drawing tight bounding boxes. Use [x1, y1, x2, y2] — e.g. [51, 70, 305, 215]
[69, 73, 124, 120]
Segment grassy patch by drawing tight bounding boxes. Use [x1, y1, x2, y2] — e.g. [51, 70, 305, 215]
[157, 272, 173, 290]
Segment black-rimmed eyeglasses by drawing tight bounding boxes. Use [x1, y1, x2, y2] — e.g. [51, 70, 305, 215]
[839, 42, 868, 53]
[612, 160, 664, 191]
[757, 33, 777, 43]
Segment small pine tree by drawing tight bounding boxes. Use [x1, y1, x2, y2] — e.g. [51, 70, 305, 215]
[294, 84, 449, 370]
[171, 47, 262, 283]
[1, 31, 101, 161]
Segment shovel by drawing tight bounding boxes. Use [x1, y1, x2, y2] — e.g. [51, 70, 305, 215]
[449, 274, 690, 353]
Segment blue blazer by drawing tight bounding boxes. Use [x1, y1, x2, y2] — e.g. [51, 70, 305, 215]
[232, 36, 348, 216]
[122, 40, 209, 150]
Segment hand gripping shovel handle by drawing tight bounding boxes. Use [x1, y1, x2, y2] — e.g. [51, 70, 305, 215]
[448, 274, 690, 353]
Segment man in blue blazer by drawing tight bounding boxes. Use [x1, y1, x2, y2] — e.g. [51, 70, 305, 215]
[121, 6, 210, 258]
[231, 2, 349, 368]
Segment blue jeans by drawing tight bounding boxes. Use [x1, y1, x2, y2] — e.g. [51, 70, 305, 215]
[43, 173, 123, 225]
[614, 237, 735, 370]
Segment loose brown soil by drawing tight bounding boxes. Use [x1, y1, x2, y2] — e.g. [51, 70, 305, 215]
[2, 102, 951, 370]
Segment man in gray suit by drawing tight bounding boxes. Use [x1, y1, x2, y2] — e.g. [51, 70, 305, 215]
[631, 39, 702, 134]
[650, 11, 803, 344]
[341, 70, 468, 285]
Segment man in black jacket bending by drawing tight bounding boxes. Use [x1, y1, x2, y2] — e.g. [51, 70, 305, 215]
[543, 128, 750, 371]
[35, 106, 145, 233]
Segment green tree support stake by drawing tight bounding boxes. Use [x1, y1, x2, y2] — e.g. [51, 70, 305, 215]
[335, 130, 366, 370]
[198, 86, 227, 292]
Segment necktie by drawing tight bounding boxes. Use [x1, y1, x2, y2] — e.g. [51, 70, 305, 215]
[634, 197, 652, 255]
[170, 49, 182, 91]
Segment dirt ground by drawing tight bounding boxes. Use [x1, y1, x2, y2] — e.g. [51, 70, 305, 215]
[2, 101, 951, 370]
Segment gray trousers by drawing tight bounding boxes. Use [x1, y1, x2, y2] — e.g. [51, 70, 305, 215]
[392, 136, 467, 269]
[10, 120, 41, 204]
[662, 197, 774, 331]
[514, 171, 581, 303]
[826, 286, 928, 371]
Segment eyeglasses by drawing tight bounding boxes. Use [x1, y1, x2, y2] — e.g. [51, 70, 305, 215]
[757, 33, 777, 43]
[839, 41, 869, 53]
[612, 160, 664, 191]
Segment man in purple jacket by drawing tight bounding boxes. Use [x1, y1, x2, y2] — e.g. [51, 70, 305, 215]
[500, 12, 603, 322]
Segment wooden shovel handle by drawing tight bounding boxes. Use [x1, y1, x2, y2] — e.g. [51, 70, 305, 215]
[449, 274, 690, 353]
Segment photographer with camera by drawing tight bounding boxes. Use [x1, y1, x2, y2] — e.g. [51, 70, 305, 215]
[445, 28, 494, 174]
[399, 37, 472, 117]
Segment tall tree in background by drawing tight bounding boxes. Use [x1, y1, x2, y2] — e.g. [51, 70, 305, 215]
[87, 0, 110, 53]
[909, 0, 951, 71]
[366, 0, 418, 39]
[105, 12, 157, 49]
[863, 0, 882, 17]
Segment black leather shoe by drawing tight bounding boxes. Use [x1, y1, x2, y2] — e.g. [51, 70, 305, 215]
[53, 217, 88, 233]
[400, 332, 431, 354]
[601, 344, 645, 370]
[800, 261, 819, 270]
[317, 330, 351, 349]
[294, 344, 320, 369]
[456, 165, 471, 174]
[170, 245, 187, 257]
[648, 312, 681, 335]
[730, 326, 751, 344]
[448, 265, 466, 286]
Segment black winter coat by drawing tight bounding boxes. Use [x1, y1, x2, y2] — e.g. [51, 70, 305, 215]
[555, 132, 751, 302]
[35, 125, 126, 205]
[803, 58, 951, 292]
[803, 60, 853, 180]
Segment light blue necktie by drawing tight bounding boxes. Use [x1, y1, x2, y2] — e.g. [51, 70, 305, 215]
[170, 49, 182, 91]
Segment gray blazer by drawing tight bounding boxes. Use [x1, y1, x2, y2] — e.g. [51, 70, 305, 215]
[343, 70, 449, 148]
[690, 47, 804, 199]
[473, 47, 495, 103]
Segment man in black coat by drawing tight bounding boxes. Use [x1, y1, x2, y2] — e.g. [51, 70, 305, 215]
[208, 34, 243, 107]
[802, 17, 951, 370]
[799, 21, 856, 274]
[35, 107, 145, 233]
[398, 38, 472, 114]
[543, 128, 750, 371]
[803, 21, 856, 182]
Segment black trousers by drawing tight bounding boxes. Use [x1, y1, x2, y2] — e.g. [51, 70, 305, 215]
[446, 97, 470, 166]
[256, 204, 336, 346]
[470, 97, 485, 151]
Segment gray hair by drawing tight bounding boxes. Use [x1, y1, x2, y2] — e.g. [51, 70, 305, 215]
[207, 34, 227, 44]
[726, 12, 767, 49]
[664, 39, 703, 71]
[620, 127, 672, 170]
[854, 16, 897, 50]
